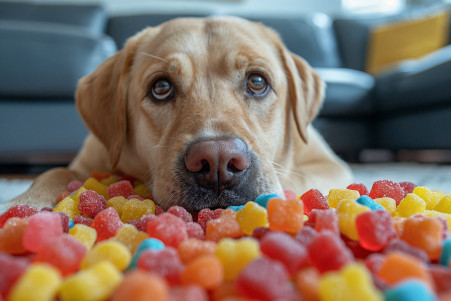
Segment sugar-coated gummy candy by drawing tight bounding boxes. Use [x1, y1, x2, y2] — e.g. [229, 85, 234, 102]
[180, 254, 223, 289]
[186, 221, 204, 239]
[167, 206, 193, 223]
[412, 186, 441, 210]
[267, 198, 304, 233]
[384, 238, 429, 263]
[73, 215, 93, 226]
[106, 196, 128, 216]
[55, 211, 71, 233]
[90, 207, 123, 242]
[112, 224, 148, 254]
[120, 199, 155, 222]
[399, 181, 416, 195]
[236, 257, 297, 301]
[205, 209, 242, 241]
[81, 240, 131, 271]
[434, 194, 451, 214]
[374, 197, 397, 216]
[83, 177, 109, 199]
[300, 188, 329, 215]
[169, 285, 208, 301]
[53, 196, 80, 219]
[215, 237, 261, 281]
[137, 247, 184, 285]
[132, 183, 151, 198]
[306, 208, 339, 235]
[401, 216, 443, 260]
[34, 235, 86, 276]
[8, 264, 62, 301]
[260, 231, 308, 275]
[108, 180, 133, 198]
[90, 170, 111, 182]
[236, 201, 267, 235]
[59, 261, 122, 301]
[147, 212, 187, 247]
[0, 204, 38, 228]
[307, 230, 354, 273]
[0, 253, 29, 298]
[128, 238, 165, 269]
[253, 193, 280, 208]
[384, 280, 438, 301]
[294, 267, 320, 301]
[441, 238, 451, 266]
[23, 212, 63, 253]
[294, 226, 318, 247]
[356, 210, 396, 251]
[78, 190, 107, 218]
[177, 238, 216, 264]
[0, 217, 28, 254]
[67, 180, 83, 193]
[197, 208, 223, 231]
[284, 188, 297, 200]
[327, 189, 360, 208]
[110, 270, 168, 301]
[251, 226, 270, 240]
[137, 214, 155, 232]
[397, 193, 427, 217]
[369, 180, 405, 205]
[347, 183, 369, 196]
[337, 199, 370, 240]
[69, 223, 97, 250]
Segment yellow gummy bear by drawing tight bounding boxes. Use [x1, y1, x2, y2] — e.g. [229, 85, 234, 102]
[327, 189, 360, 208]
[412, 186, 441, 210]
[319, 263, 383, 301]
[69, 224, 97, 250]
[397, 193, 426, 217]
[83, 177, 109, 199]
[215, 237, 261, 281]
[9, 264, 62, 301]
[107, 196, 128, 216]
[81, 240, 131, 271]
[433, 194, 451, 214]
[112, 224, 148, 254]
[59, 261, 122, 301]
[54, 196, 80, 219]
[337, 199, 370, 240]
[121, 199, 155, 222]
[374, 197, 397, 216]
[236, 201, 268, 235]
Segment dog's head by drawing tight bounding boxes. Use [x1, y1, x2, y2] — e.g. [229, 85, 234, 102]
[76, 17, 324, 211]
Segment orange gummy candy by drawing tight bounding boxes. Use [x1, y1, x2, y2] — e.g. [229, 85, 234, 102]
[294, 267, 321, 301]
[377, 252, 433, 288]
[400, 216, 443, 260]
[180, 254, 223, 290]
[205, 210, 242, 242]
[211, 282, 242, 301]
[177, 238, 217, 264]
[267, 198, 304, 233]
[0, 217, 28, 254]
[110, 270, 168, 301]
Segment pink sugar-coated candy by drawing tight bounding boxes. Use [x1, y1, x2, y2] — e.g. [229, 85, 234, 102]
[168, 285, 208, 301]
[307, 230, 354, 274]
[67, 180, 83, 193]
[0, 253, 29, 298]
[138, 214, 156, 232]
[399, 181, 416, 196]
[23, 212, 63, 253]
[356, 210, 396, 251]
[306, 209, 339, 235]
[300, 189, 329, 215]
[347, 183, 369, 196]
[90, 207, 123, 242]
[167, 206, 193, 223]
[147, 213, 188, 248]
[197, 208, 223, 232]
[108, 180, 134, 198]
[55, 212, 70, 233]
[73, 215, 93, 226]
[383, 238, 429, 263]
[237, 257, 297, 301]
[369, 180, 405, 205]
[137, 247, 184, 285]
[260, 232, 308, 276]
[0, 205, 39, 228]
[294, 226, 318, 248]
[33, 234, 86, 276]
[284, 189, 297, 200]
[186, 222, 204, 239]
[78, 190, 107, 218]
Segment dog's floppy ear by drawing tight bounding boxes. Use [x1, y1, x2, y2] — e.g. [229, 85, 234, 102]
[279, 46, 325, 144]
[75, 32, 146, 168]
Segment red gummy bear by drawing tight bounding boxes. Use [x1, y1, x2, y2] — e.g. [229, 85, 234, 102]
[306, 209, 339, 235]
[167, 206, 193, 223]
[90, 207, 123, 242]
[0, 205, 39, 228]
[107, 180, 133, 198]
[137, 247, 184, 285]
[147, 213, 188, 248]
[197, 208, 223, 232]
[368, 180, 404, 205]
[347, 183, 369, 196]
[356, 210, 396, 252]
[78, 190, 107, 218]
[23, 212, 64, 253]
[300, 189, 329, 216]
[399, 181, 416, 196]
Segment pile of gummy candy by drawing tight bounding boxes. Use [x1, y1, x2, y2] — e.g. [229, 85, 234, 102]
[1, 171, 451, 301]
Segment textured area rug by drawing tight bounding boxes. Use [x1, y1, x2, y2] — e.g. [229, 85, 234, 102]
[0, 163, 450, 204]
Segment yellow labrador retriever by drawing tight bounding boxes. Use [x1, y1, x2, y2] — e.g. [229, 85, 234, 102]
[2, 16, 352, 213]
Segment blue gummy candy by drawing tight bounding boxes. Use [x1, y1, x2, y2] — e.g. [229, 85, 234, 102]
[228, 205, 245, 211]
[254, 193, 281, 208]
[68, 218, 75, 230]
[440, 238, 451, 266]
[384, 280, 438, 301]
[356, 195, 385, 211]
[128, 238, 165, 269]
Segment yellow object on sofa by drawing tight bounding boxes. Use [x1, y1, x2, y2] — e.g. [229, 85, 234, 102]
[366, 11, 450, 74]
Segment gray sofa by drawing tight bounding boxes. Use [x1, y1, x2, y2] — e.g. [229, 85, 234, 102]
[1, 2, 450, 173]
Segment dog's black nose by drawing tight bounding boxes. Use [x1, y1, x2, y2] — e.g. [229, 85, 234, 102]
[184, 137, 251, 194]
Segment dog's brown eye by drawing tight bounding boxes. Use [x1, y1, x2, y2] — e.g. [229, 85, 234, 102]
[246, 73, 269, 97]
[150, 78, 174, 102]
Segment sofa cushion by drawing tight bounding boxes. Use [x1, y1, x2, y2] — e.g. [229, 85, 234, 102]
[0, 2, 108, 34]
[0, 20, 116, 98]
[315, 68, 375, 117]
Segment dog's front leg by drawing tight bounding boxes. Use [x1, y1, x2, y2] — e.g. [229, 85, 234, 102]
[0, 167, 84, 214]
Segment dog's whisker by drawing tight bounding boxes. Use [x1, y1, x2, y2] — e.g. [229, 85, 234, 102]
[140, 52, 169, 63]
